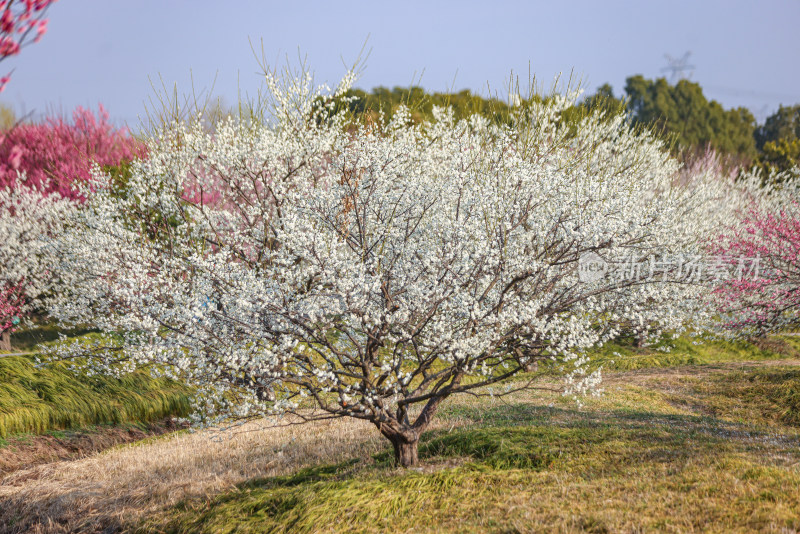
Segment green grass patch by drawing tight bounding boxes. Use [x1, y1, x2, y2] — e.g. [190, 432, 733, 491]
[587, 333, 798, 371]
[0, 355, 191, 439]
[671, 366, 800, 427]
[1, 323, 101, 353]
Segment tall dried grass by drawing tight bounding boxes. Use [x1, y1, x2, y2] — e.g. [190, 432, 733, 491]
[0, 355, 190, 439]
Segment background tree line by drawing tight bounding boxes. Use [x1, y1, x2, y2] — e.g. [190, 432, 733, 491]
[322, 76, 800, 181]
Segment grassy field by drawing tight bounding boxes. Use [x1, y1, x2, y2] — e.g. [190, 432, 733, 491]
[138, 362, 800, 534]
[587, 332, 800, 370]
[0, 335, 798, 532]
[0, 354, 191, 440]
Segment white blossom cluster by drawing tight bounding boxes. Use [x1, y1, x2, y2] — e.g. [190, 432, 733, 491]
[0, 177, 77, 329]
[45, 70, 759, 441]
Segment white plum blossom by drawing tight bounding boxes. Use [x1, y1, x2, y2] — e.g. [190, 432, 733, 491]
[48, 70, 753, 467]
[0, 178, 76, 347]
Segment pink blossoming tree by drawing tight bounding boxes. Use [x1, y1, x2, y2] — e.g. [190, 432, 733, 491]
[712, 199, 800, 337]
[0, 106, 145, 350]
[0, 105, 146, 200]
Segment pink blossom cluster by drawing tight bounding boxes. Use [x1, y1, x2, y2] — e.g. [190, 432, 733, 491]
[0, 0, 55, 92]
[711, 203, 800, 335]
[0, 105, 146, 201]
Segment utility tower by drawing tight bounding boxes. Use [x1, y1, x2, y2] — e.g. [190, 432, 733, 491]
[661, 52, 695, 83]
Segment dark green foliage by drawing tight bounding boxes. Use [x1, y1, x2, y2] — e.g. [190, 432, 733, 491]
[313, 83, 637, 158]
[587, 79, 799, 182]
[581, 83, 626, 118]
[331, 86, 522, 127]
[755, 104, 800, 150]
[623, 75, 757, 161]
[753, 138, 800, 180]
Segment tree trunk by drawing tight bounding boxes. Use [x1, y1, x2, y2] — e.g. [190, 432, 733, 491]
[389, 434, 420, 468]
[0, 330, 10, 352]
[377, 424, 422, 468]
[375, 391, 452, 468]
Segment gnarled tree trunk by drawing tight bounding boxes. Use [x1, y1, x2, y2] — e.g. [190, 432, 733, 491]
[374, 379, 455, 468]
[377, 424, 422, 468]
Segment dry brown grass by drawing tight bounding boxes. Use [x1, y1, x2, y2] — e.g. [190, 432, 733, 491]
[0, 416, 395, 533]
[0, 419, 186, 477]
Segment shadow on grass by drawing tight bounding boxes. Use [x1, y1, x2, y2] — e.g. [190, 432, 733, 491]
[241, 399, 799, 493]
[238, 459, 362, 491]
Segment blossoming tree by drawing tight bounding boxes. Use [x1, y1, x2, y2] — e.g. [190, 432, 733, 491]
[0, 105, 144, 350]
[52, 70, 731, 466]
[712, 191, 800, 337]
[0, 179, 74, 350]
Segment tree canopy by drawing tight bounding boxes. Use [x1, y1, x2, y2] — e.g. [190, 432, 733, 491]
[622, 75, 757, 161]
[755, 104, 800, 150]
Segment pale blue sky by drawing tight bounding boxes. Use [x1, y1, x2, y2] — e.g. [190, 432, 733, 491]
[2, 0, 798, 128]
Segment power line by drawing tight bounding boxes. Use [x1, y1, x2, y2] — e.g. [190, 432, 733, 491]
[703, 85, 798, 103]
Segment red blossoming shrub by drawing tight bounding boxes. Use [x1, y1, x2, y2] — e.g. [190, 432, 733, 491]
[0, 0, 56, 93]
